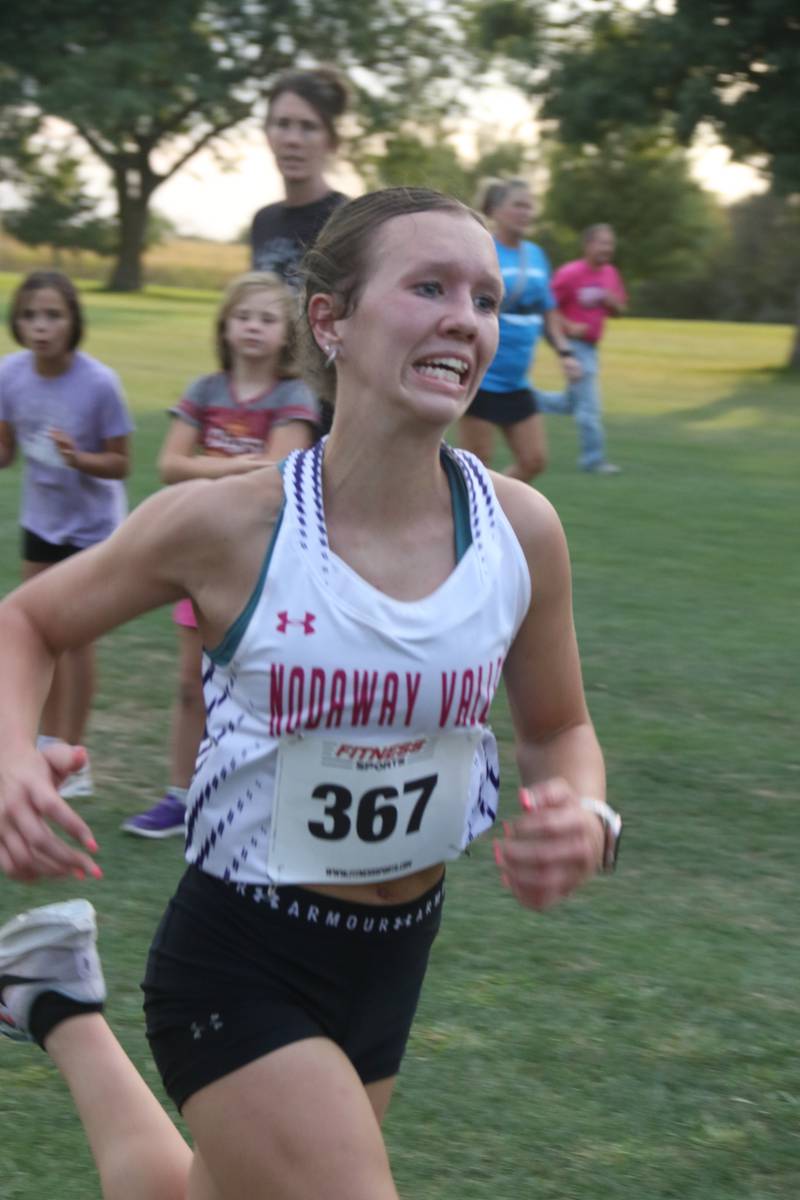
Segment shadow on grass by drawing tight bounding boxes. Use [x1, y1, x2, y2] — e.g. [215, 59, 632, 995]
[650, 365, 798, 431]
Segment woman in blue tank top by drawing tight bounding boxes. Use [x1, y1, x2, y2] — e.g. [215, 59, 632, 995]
[459, 178, 581, 482]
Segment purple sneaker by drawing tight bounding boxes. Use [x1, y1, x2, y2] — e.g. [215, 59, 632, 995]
[121, 793, 187, 839]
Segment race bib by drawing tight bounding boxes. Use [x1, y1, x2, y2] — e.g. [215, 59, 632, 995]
[268, 729, 483, 885]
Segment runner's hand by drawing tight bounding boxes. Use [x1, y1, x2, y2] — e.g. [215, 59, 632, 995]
[234, 455, 272, 473]
[494, 778, 603, 910]
[561, 356, 583, 383]
[0, 743, 102, 883]
[50, 428, 79, 468]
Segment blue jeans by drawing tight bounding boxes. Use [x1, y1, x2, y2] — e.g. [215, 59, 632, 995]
[536, 339, 606, 470]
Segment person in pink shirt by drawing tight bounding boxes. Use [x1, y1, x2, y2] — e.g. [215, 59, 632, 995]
[536, 224, 626, 473]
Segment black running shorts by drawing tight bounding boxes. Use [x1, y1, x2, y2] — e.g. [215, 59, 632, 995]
[21, 528, 83, 564]
[142, 866, 444, 1111]
[465, 386, 538, 425]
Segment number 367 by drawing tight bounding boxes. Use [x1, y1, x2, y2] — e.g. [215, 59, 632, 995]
[308, 774, 438, 844]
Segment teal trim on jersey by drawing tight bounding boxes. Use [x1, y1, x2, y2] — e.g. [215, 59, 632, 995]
[442, 450, 473, 563]
[206, 506, 285, 666]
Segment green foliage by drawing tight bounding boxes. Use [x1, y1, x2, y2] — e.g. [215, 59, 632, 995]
[539, 127, 727, 313]
[539, 128, 800, 326]
[361, 133, 532, 205]
[360, 133, 475, 200]
[420, 0, 799, 346]
[471, 138, 531, 185]
[540, 0, 800, 194]
[143, 211, 179, 250]
[4, 152, 116, 256]
[465, 0, 547, 68]
[3, 148, 181, 259]
[714, 190, 800, 324]
[0, 0, 482, 289]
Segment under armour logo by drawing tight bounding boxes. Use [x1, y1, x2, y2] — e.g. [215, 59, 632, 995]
[190, 1013, 224, 1040]
[276, 611, 316, 635]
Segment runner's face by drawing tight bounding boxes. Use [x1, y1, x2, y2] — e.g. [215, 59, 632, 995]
[225, 289, 288, 365]
[16, 288, 73, 366]
[492, 187, 534, 240]
[266, 92, 332, 187]
[334, 211, 502, 426]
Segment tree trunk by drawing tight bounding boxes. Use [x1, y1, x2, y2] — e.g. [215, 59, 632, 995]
[106, 160, 155, 292]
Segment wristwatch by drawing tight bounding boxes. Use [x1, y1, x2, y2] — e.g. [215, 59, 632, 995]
[580, 797, 622, 872]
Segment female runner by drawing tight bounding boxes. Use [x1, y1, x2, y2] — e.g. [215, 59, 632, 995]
[0, 187, 621, 1200]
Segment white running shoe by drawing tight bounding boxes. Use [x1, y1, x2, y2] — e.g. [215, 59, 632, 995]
[584, 461, 622, 475]
[59, 762, 94, 799]
[0, 900, 105, 1043]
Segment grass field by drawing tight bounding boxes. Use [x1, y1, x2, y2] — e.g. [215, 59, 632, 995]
[0, 280, 797, 1199]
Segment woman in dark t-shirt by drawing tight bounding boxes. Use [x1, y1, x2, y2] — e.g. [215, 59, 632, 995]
[252, 67, 351, 438]
[251, 67, 350, 290]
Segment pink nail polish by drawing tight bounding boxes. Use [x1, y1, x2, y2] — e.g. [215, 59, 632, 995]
[493, 840, 503, 866]
[86, 838, 98, 853]
[90, 865, 104, 880]
[519, 789, 533, 813]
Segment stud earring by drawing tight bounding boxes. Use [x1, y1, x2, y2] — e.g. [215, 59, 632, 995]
[324, 344, 339, 368]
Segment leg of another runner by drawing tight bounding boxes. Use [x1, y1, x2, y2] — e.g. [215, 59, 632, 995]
[501, 412, 548, 482]
[46, 1014, 192, 1200]
[458, 414, 496, 469]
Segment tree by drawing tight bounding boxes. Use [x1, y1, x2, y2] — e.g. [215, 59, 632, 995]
[714, 190, 800, 324]
[360, 132, 532, 205]
[4, 151, 116, 258]
[538, 128, 727, 317]
[360, 133, 475, 200]
[0, 0, 473, 291]
[536, 0, 800, 364]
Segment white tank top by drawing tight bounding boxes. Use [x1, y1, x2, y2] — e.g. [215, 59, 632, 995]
[185, 441, 531, 884]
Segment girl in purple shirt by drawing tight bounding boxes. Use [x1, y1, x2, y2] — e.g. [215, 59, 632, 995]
[0, 271, 133, 797]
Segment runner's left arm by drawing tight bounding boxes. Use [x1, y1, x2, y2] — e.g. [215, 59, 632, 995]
[492, 477, 606, 909]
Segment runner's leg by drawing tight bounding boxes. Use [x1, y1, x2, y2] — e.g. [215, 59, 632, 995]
[59, 642, 96, 745]
[501, 412, 548, 481]
[183, 1038, 400, 1200]
[458, 414, 496, 468]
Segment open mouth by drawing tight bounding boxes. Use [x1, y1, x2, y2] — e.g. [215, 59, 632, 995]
[413, 356, 470, 388]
